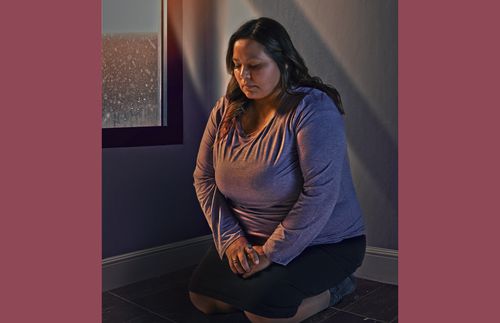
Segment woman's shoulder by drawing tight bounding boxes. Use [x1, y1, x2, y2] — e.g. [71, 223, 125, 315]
[209, 96, 230, 121]
[290, 86, 340, 115]
[286, 87, 344, 132]
[291, 86, 324, 96]
[212, 96, 228, 113]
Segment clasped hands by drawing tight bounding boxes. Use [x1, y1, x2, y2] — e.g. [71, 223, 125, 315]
[225, 236, 271, 278]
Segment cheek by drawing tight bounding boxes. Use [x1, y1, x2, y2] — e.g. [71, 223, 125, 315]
[234, 72, 245, 84]
[260, 68, 280, 88]
[271, 70, 281, 86]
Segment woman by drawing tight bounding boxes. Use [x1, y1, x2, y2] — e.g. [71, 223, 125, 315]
[189, 17, 366, 322]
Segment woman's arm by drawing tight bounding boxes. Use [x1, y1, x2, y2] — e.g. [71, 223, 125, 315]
[262, 91, 347, 266]
[193, 98, 245, 259]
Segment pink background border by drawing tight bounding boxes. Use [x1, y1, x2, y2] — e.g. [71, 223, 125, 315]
[1, 1, 101, 322]
[399, 0, 500, 321]
[2, 0, 499, 321]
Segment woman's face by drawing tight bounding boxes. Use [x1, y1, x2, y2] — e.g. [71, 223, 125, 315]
[232, 39, 281, 102]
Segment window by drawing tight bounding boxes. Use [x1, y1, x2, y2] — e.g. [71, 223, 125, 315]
[102, 0, 182, 148]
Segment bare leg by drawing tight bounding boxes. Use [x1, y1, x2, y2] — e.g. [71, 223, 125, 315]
[189, 291, 239, 314]
[244, 289, 330, 323]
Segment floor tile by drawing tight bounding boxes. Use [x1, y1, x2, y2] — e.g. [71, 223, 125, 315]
[110, 265, 196, 301]
[343, 284, 398, 322]
[303, 307, 338, 322]
[188, 306, 337, 323]
[104, 266, 397, 323]
[321, 310, 382, 322]
[332, 277, 383, 309]
[130, 284, 205, 322]
[110, 266, 249, 322]
[102, 292, 171, 322]
[117, 313, 173, 323]
[206, 312, 250, 323]
[103, 292, 123, 311]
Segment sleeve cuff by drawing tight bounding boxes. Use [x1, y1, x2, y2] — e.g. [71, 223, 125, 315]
[262, 242, 286, 266]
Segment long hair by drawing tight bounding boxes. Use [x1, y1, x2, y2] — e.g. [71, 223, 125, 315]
[218, 17, 344, 142]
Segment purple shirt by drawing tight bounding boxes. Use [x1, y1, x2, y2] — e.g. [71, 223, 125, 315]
[193, 87, 365, 265]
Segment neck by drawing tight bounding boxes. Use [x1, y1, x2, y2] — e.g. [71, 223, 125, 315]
[251, 91, 281, 117]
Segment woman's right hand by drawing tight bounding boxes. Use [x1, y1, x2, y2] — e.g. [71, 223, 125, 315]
[225, 236, 260, 275]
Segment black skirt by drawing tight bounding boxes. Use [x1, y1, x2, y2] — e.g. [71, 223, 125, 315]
[188, 235, 366, 318]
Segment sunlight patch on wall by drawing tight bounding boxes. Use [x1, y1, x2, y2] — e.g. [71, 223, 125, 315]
[294, 0, 397, 140]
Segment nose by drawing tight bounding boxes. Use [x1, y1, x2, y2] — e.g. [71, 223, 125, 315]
[240, 66, 250, 79]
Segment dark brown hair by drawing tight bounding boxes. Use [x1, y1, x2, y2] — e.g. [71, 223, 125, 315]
[218, 17, 344, 142]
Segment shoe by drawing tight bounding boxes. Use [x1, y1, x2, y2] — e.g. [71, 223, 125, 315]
[328, 275, 356, 307]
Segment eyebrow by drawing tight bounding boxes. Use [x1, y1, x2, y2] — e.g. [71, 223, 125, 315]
[232, 57, 261, 63]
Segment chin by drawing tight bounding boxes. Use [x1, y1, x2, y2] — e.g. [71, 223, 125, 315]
[242, 89, 258, 99]
[244, 93, 257, 99]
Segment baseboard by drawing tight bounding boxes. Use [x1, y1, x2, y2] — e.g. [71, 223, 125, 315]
[102, 235, 213, 291]
[354, 246, 398, 285]
[102, 235, 398, 291]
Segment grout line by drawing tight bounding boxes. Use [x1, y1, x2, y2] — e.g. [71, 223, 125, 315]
[321, 309, 340, 322]
[330, 308, 388, 322]
[332, 284, 384, 312]
[107, 291, 177, 323]
[306, 307, 338, 322]
[330, 282, 397, 322]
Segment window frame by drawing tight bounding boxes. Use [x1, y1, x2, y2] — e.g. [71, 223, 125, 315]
[102, 0, 183, 148]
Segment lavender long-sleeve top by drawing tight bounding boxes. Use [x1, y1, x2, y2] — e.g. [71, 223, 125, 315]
[193, 87, 365, 266]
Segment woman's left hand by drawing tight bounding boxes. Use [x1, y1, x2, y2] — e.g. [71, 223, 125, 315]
[242, 246, 271, 279]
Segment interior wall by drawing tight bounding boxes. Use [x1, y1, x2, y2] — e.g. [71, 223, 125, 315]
[102, 0, 397, 259]
[102, 0, 219, 258]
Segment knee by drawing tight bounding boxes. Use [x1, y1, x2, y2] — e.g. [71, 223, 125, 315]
[189, 291, 216, 315]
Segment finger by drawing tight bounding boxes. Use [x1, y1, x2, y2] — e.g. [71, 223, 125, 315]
[246, 248, 260, 266]
[244, 244, 256, 260]
[228, 254, 239, 274]
[233, 261, 244, 274]
[238, 252, 251, 272]
[228, 259, 237, 274]
[230, 256, 245, 274]
[234, 260, 246, 274]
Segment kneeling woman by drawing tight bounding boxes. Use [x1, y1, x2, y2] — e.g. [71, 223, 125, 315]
[189, 17, 366, 323]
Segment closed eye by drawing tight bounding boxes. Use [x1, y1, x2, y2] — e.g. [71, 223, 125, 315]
[234, 64, 261, 70]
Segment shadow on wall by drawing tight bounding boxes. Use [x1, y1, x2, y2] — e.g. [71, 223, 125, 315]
[247, 0, 398, 248]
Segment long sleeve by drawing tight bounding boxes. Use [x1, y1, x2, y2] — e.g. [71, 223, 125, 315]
[262, 92, 347, 265]
[193, 98, 244, 259]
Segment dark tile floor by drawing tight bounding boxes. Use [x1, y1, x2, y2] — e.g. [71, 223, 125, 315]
[103, 265, 398, 323]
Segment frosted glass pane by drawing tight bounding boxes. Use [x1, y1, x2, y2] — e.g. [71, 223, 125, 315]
[102, 0, 162, 128]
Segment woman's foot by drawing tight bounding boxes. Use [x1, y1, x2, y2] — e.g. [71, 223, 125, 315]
[328, 275, 356, 307]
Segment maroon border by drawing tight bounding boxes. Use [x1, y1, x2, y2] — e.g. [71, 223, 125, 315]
[400, 0, 500, 322]
[3, 0, 500, 322]
[2, 0, 101, 322]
